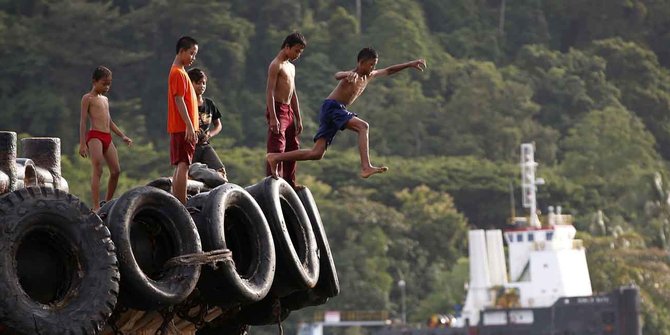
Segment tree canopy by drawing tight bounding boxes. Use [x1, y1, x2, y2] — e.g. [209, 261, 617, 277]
[1, 0, 670, 333]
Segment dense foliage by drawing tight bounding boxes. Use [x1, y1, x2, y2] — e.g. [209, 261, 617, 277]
[2, 0, 670, 333]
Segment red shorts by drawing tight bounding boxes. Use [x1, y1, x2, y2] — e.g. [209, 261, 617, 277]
[86, 130, 113, 153]
[170, 132, 195, 166]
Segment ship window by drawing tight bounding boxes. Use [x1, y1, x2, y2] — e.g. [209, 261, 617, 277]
[517, 234, 523, 242]
[546, 232, 554, 241]
[528, 233, 534, 241]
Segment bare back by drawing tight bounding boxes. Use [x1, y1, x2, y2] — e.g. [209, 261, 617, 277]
[326, 75, 371, 106]
[269, 58, 296, 104]
[83, 93, 111, 132]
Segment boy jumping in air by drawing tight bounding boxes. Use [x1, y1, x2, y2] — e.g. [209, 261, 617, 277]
[267, 48, 426, 178]
[168, 36, 199, 204]
[79, 66, 133, 211]
[265, 32, 306, 189]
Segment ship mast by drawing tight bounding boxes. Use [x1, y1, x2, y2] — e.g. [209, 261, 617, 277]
[520, 143, 544, 228]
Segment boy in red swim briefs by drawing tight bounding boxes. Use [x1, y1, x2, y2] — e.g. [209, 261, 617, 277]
[79, 66, 133, 212]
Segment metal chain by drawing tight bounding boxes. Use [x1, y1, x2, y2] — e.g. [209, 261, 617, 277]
[174, 291, 209, 330]
[155, 306, 177, 335]
[272, 298, 284, 335]
[107, 305, 129, 335]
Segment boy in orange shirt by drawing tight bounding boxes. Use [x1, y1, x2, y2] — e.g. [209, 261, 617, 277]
[167, 36, 199, 204]
[79, 66, 133, 211]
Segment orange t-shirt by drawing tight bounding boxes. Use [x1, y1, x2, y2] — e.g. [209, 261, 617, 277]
[167, 65, 199, 133]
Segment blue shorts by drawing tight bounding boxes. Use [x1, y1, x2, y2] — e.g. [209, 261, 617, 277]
[313, 99, 357, 146]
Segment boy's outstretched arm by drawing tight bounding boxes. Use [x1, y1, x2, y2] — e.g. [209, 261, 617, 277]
[79, 96, 90, 158]
[110, 120, 132, 146]
[371, 59, 427, 78]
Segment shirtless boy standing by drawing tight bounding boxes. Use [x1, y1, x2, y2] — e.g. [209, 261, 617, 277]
[267, 48, 426, 178]
[265, 32, 306, 189]
[79, 66, 133, 211]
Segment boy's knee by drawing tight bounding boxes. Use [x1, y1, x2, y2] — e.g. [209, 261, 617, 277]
[353, 120, 369, 132]
[92, 162, 103, 175]
[110, 169, 121, 178]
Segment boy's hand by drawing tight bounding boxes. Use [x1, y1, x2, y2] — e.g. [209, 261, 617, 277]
[269, 117, 280, 135]
[123, 136, 133, 147]
[185, 126, 197, 144]
[296, 119, 303, 135]
[79, 144, 88, 158]
[411, 59, 427, 71]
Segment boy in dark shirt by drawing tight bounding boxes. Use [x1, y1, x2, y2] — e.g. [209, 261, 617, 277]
[188, 68, 227, 182]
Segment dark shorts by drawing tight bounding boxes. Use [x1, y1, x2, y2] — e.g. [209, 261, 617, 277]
[170, 132, 195, 166]
[194, 143, 224, 170]
[86, 130, 113, 153]
[313, 99, 357, 146]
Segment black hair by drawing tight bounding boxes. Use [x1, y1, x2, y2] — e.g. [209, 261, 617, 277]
[281, 32, 307, 49]
[176, 36, 198, 54]
[357, 47, 378, 62]
[92, 66, 112, 81]
[187, 68, 207, 83]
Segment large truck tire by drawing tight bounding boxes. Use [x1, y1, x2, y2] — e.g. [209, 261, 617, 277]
[279, 187, 341, 311]
[188, 184, 275, 306]
[0, 187, 119, 334]
[104, 186, 202, 310]
[296, 187, 340, 298]
[245, 177, 319, 297]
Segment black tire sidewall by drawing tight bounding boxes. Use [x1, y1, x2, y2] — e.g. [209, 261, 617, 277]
[106, 186, 202, 310]
[194, 184, 276, 306]
[245, 177, 319, 297]
[0, 187, 119, 334]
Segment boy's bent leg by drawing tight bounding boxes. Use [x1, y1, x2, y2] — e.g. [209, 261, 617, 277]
[173, 162, 189, 204]
[266, 125, 287, 177]
[103, 142, 121, 202]
[266, 139, 327, 178]
[345, 117, 388, 178]
[88, 139, 105, 211]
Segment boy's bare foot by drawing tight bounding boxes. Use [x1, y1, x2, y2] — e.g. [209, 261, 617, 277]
[266, 153, 280, 179]
[360, 166, 389, 179]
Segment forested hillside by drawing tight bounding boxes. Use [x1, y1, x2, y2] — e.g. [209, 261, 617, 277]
[1, 0, 670, 333]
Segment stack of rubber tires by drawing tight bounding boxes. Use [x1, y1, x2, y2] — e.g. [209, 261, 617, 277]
[0, 177, 339, 335]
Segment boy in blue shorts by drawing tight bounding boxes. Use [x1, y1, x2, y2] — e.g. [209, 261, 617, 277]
[267, 48, 426, 178]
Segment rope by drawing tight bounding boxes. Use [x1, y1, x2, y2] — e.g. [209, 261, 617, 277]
[164, 249, 233, 270]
